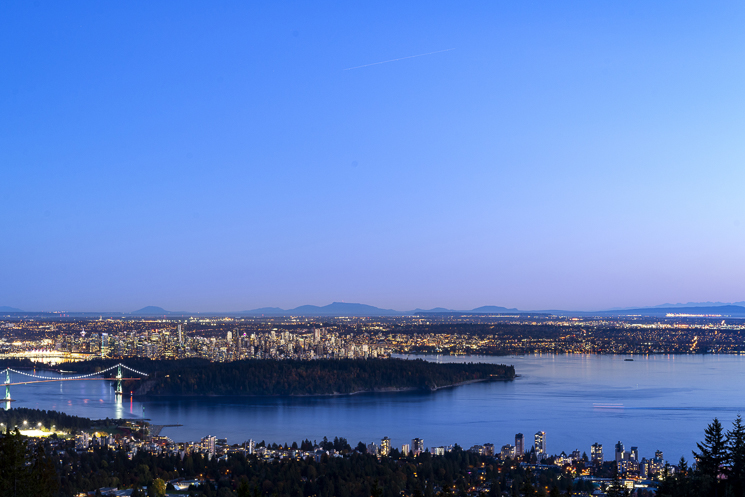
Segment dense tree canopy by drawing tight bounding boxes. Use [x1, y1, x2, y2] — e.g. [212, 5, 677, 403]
[135, 359, 515, 396]
[0, 407, 92, 432]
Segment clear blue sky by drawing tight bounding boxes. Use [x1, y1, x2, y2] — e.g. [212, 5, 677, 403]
[2, 1, 744, 312]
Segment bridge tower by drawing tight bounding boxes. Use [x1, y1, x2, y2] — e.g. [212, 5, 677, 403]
[4, 369, 11, 401]
[115, 364, 123, 396]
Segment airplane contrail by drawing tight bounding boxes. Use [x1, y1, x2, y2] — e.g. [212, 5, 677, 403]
[343, 48, 455, 71]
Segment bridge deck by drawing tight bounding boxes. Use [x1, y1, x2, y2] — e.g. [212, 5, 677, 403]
[6, 378, 143, 386]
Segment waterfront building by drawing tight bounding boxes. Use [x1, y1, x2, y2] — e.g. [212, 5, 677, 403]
[591, 443, 603, 464]
[515, 433, 525, 457]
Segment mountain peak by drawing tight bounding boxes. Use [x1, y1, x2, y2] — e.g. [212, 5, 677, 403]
[132, 306, 170, 315]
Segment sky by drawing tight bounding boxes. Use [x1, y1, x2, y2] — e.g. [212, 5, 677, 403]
[1, 1, 744, 312]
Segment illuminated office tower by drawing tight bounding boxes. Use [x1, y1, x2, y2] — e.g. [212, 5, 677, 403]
[515, 433, 525, 457]
[630, 446, 639, 462]
[178, 324, 182, 345]
[401, 444, 410, 456]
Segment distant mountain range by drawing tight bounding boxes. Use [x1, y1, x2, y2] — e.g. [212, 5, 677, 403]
[2, 301, 744, 318]
[240, 302, 520, 317]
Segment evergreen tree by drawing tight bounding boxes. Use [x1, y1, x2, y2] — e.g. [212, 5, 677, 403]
[693, 418, 727, 497]
[727, 414, 745, 497]
[29, 442, 59, 497]
[0, 428, 30, 497]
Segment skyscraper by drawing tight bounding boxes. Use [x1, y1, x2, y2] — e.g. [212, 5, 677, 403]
[515, 433, 525, 457]
[630, 446, 639, 462]
[534, 431, 546, 457]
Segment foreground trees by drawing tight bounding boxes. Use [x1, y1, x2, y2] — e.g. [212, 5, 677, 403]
[658, 415, 745, 497]
[0, 428, 58, 497]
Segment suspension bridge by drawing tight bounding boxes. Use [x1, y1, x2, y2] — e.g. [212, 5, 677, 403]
[1, 363, 149, 402]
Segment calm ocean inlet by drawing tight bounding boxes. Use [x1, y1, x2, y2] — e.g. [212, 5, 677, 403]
[6, 353, 745, 462]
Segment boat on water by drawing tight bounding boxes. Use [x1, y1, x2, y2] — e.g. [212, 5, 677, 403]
[624, 358, 634, 361]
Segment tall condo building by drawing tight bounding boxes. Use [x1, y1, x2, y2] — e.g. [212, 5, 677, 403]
[534, 431, 546, 457]
[515, 433, 525, 457]
[380, 437, 391, 456]
[630, 446, 639, 462]
[615, 441, 625, 463]
[412, 438, 425, 456]
[591, 443, 603, 464]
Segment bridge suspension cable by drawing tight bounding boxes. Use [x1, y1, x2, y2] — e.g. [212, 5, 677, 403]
[1, 363, 149, 381]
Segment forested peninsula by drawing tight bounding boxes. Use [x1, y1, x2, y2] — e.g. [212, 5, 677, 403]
[129, 358, 515, 397]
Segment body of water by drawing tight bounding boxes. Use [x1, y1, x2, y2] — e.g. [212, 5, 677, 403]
[5, 354, 745, 462]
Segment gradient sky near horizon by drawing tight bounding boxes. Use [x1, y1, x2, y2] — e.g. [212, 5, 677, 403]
[2, 1, 744, 312]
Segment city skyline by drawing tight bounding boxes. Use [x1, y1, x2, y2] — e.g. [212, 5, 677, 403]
[2, 2, 744, 313]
